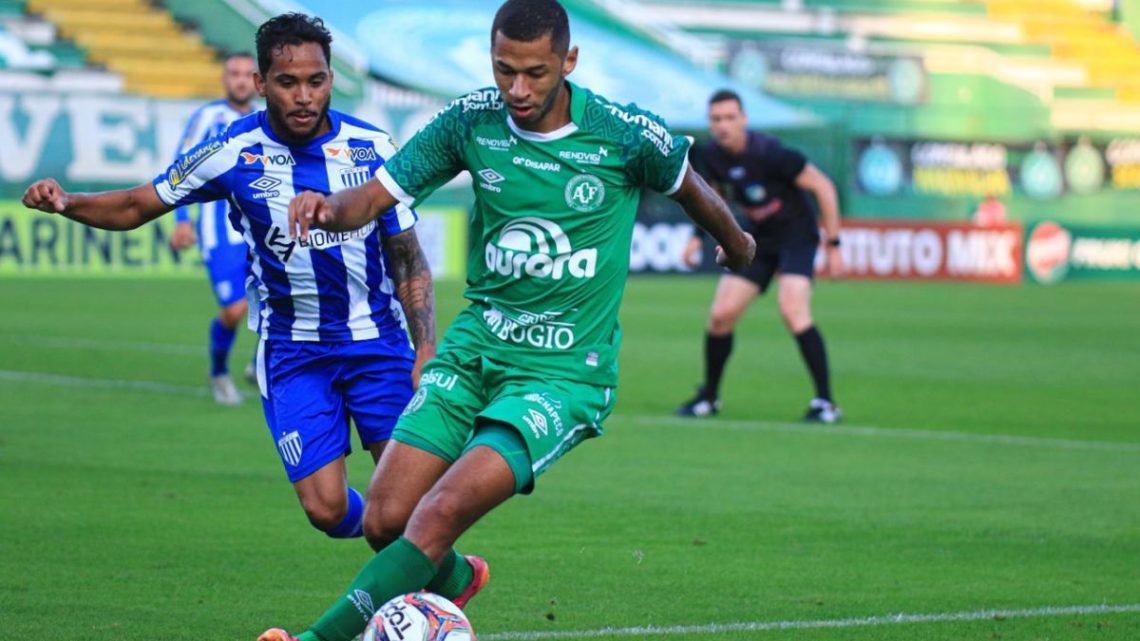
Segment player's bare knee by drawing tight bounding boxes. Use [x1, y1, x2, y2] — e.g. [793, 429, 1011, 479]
[362, 501, 408, 551]
[300, 495, 347, 530]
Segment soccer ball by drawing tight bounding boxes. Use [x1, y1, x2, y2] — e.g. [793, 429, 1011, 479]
[362, 592, 474, 641]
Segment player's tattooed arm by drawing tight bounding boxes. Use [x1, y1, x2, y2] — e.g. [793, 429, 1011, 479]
[22, 179, 169, 230]
[671, 167, 755, 272]
[383, 229, 437, 384]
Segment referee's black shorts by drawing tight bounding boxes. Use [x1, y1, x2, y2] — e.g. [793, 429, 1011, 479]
[736, 217, 820, 292]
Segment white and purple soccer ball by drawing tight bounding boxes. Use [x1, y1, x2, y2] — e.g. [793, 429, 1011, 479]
[362, 592, 474, 641]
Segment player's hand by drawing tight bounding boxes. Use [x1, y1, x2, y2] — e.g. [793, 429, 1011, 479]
[823, 245, 845, 278]
[22, 178, 69, 214]
[715, 233, 756, 273]
[288, 190, 333, 243]
[682, 236, 703, 269]
[170, 222, 197, 252]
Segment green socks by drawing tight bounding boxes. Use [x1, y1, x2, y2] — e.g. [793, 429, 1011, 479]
[304, 537, 437, 641]
[425, 550, 474, 601]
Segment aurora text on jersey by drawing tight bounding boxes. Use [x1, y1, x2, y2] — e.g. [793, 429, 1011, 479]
[376, 82, 691, 386]
[155, 109, 417, 342]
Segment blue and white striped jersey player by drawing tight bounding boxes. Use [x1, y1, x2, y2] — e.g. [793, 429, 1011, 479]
[21, 13, 437, 541]
[168, 51, 258, 406]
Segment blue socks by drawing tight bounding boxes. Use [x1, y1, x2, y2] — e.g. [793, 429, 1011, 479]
[209, 317, 237, 377]
[325, 487, 365, 539]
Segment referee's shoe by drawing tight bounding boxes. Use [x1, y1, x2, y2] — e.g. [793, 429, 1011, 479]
[803, 398, 842, 424]
[675, 387, 721, 417]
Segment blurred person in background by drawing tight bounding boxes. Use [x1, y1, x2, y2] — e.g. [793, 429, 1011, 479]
[168, 51, 258, 405]
[676, 89, 844, 423]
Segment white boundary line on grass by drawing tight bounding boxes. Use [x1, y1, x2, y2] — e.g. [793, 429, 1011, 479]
[2, 368, 1138, 453]
[0, 370, 209, 397]
[629, 415, 1140, 453]
[0, 334, 201, 355]
[480, 603, 1140, 641]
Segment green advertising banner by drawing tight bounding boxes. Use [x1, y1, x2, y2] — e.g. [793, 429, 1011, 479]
[1025, 221, 1140, 284]
[855, 136, 1140, 200]
[0, 202, 469, 279]
[727, 42, 928, 105]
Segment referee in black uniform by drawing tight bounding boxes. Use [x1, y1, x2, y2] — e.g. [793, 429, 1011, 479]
[676, 89, 844, 423]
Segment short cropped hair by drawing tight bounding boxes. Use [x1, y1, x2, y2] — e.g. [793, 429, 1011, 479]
[255, 13, 332, 75]
[491, 0, 571, 56]
[709, 89, 743, 110]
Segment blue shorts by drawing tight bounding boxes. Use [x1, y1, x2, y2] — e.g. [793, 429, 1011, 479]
[256, 337, 415, 482]
[205, 240, 248, 307]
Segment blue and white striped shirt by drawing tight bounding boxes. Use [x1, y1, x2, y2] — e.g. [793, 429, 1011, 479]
[173, 99, 249, 260]
[154, 109, 417, 343]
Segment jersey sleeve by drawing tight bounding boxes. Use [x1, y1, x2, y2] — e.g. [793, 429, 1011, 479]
[171, 108, 213, 223]
[370, 132, 419, 237]
[152, 135, 234, 208]
[374, 98, 469, 209]
[625, 111, 693, 196]
[768, 142, 808, 184]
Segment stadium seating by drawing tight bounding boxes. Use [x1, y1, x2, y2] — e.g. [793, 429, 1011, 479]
[15, 0, 223, 97]
[639, 0, 1140, 131]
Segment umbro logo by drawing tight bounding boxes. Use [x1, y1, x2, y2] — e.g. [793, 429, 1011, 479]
[249, 176, 281, 200]
[478, 168, 505, 184]
[477, 168, 506, 193]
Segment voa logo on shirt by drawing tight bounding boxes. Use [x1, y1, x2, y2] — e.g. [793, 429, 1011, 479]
[240, 151, 296, 167]
[484, 217, 596, 280]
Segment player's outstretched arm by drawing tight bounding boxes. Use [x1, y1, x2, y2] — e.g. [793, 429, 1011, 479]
[22, 179, 169, 231]
[288, 179, 398, 242]
[671, 167, 755, 272]
[382, 228, 437, 386]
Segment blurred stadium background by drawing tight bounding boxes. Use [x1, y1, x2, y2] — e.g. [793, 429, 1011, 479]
[1, 1, 1138, 640]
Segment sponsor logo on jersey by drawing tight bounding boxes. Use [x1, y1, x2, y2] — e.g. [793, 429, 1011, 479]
[485, 217, 597, 280]
[476, 135, 518, 150]
[167, 139, 225, 187]
[324, 146, 378, 162]
[276, 431, 303, 467]
[513, 156, 562, 172]
[340, 166, 372, 188]
[263, 221, 377, 262]
[559, 147, 608, 165]
[240, 151, 296, 167]
[249, 176, 281, 200]
[477, 168, 506, 193]
[482, 306, 577, 351]
[455, 88, 503, 112]
[598, 100, 676, 156]
[264, 225, 296, 263]
[565, 174, 606, 213]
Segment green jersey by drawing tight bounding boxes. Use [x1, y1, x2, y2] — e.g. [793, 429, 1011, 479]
[377, 82, 691, 386]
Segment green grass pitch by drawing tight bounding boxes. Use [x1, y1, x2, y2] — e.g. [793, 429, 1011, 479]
[1, 276, 1137, 640]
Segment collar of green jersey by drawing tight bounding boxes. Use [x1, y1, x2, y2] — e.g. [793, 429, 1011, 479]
[507, 81, 585, 143]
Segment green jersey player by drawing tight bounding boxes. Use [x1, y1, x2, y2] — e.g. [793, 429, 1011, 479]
[259, 2, 754, 640]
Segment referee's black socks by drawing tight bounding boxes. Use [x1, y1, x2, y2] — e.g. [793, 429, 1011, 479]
[794, 325, 833, 403]
[704, 332, 734, 399]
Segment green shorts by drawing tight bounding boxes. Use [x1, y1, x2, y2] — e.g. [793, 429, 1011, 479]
[393, 351, 616, 494]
